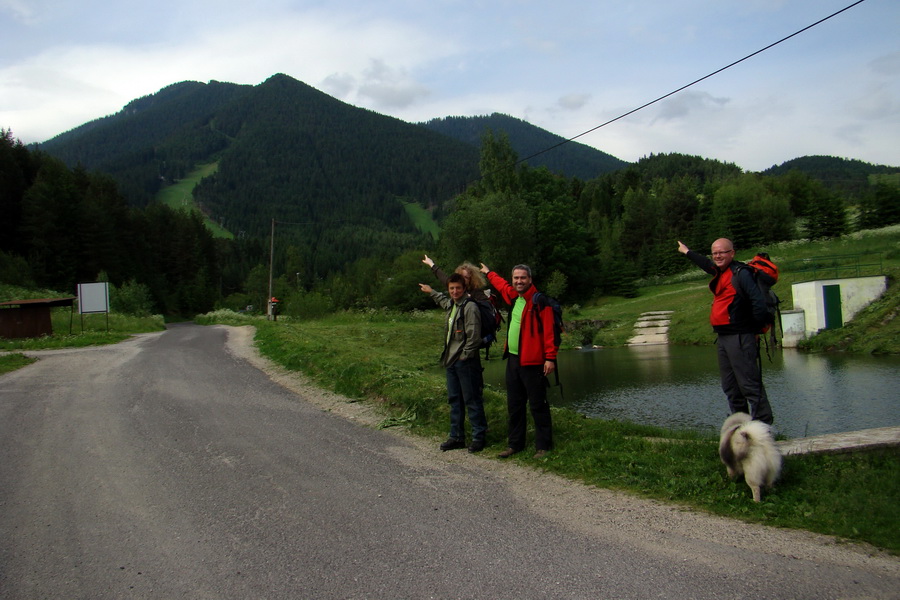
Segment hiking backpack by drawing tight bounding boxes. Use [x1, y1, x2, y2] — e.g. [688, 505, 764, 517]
[532, 291, 565, 395]
[740, 252, 782, 348]
[532, 292, 565, 348]
[467, 293, 503, 351]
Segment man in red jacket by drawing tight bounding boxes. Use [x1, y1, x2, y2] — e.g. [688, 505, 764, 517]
[678, 238, 774, 424]
[480, 263, 558, 459]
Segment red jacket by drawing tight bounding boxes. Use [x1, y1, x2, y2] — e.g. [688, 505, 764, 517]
[486, 271, 558, 366]
[685, 249, 768, 334]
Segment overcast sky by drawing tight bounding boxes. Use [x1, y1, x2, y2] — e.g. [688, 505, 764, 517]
[1, 0, 897, 172]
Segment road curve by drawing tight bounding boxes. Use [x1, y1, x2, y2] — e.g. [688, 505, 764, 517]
[0, 323, 897, 599]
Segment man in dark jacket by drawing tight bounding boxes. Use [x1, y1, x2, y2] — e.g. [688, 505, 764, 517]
[419, 273, 487, 453]
[480, 263, 558, 459]
[678, 238, 774, 424]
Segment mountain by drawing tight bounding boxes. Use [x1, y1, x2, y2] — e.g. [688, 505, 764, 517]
[421, 113, 628, 180]
[37, 74, 636, 278]
[39, 74, 491, 277]
[762, 155, 899, 198]
[39, 80, 255, 202]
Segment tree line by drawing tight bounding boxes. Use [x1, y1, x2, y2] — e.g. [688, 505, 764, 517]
[1, 130, 221, 316]
[3, 127, 898, 319]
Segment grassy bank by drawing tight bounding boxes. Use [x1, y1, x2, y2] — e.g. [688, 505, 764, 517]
[578, 226, 900, 352]
[196, 309, 899, 553]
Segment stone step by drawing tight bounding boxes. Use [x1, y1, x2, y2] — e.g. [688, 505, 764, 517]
[628, 311, 672, 346]
[631, 326, 668, 336]
[626, 333, 669, 345]
[635, 320, 670, 328]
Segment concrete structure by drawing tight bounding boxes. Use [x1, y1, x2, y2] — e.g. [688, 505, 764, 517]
[626, 311, 672, 346]
[787, 276, 887, 344]
[777, 425, 900, 456]
[779, 309, 807, 348]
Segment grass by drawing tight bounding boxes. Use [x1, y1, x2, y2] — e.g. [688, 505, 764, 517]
[156, 162, 232, 239]
[575, 226, 900, 353]
[0, 352, 35, 375]
[402, 200, 440, 240]
[195, 309, 900, 554]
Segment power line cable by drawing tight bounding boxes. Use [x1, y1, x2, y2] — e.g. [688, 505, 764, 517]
[513, 0, 868, 168]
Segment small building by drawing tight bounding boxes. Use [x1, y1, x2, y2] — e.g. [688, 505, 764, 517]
[0, 297, 76, 339]
[781, 276, 887, 347]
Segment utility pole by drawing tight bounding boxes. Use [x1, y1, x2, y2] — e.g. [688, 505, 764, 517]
[267, 218, 275, 320]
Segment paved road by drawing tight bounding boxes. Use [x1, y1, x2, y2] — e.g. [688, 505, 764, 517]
[1, 323, 897, 599]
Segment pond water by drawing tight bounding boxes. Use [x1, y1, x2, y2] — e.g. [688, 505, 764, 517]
[480, 345, 900, 439]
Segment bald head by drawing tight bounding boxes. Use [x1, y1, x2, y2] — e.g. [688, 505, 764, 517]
[711, 238, 735, 269]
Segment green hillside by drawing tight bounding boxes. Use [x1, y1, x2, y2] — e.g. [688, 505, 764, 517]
[38, 74, 481, 280]
[762, 155, 900, 198]
[421, 112, 629, 180]
[156, 162, 232, 239]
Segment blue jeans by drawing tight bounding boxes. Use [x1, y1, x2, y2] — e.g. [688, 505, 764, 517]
[446, 357, 486, 442]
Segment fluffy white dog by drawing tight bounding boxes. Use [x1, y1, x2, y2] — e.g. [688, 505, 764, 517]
[718, 412, 782, 502]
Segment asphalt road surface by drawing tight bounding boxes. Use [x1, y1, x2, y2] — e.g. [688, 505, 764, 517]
[1, 323, 897, 599]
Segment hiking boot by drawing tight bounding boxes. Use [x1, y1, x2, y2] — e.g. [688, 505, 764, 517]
[467, 440, 485, 453]
[498, 447, 519, 458]
[533, 449, 549, 459]
[440, 438, 466, 451]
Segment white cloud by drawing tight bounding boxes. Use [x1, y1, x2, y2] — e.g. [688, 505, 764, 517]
[355, 59, 431, 109]
[653, 91, 731, 122]
[0, 0, 896, 171]
[557, 93, 591, 111]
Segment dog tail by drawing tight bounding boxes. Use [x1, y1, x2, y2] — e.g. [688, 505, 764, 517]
[718, 424, 746, 479]
[739, 420, 782, 487]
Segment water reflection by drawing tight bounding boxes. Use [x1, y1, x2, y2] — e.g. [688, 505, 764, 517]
[481, 346, 900, 439]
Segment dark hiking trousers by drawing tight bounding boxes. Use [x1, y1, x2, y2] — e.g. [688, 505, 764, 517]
[716, 332, 774, 424]
[505, 354, 554, 451]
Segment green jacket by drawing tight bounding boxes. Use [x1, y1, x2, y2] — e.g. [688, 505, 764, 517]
[429, 291, 482, 367]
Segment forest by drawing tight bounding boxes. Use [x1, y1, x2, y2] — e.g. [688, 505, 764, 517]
[3, 122, 899, 320]
[1, 130, 221, 316]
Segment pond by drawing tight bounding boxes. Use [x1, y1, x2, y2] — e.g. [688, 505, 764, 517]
[480, 345, 900, 439]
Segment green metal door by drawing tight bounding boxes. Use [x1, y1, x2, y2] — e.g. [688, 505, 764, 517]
[823, 285, 843, 329]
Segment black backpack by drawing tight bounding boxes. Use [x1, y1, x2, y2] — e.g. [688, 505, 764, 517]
[734, 253, 782, 361]
[734, 253, 781, 343]
[466, 295, 503, 351]
[532, 292, 565, 347]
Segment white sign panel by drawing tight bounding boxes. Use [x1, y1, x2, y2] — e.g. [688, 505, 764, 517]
[77, 282, 110, 314]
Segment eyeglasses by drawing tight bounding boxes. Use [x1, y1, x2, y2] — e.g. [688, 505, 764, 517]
[711, 250, 734, 257]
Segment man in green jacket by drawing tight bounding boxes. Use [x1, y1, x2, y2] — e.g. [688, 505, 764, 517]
[419, 273, 487, 453]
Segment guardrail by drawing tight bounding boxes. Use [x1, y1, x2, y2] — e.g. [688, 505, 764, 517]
[784, 253, 884, 282]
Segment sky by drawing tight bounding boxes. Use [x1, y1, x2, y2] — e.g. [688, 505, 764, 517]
[1, 0, 897, 172]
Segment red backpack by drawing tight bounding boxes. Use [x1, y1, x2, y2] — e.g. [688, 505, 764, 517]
[743, 253, 781, 345]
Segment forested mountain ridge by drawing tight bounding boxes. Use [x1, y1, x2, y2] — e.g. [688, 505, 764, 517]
[762, 155, 899, 199]
[39, 80, 254, 203]
[421, 113, 629, 180]
[38, 74, 486, 279]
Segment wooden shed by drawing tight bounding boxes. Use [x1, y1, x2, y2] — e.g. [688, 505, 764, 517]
[0, 297, 76, 339]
